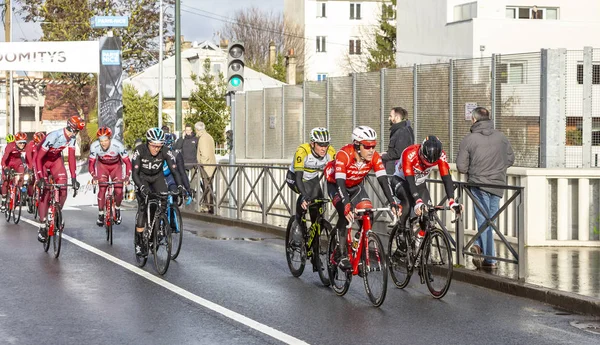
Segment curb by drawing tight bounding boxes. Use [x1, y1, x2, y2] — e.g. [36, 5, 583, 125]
[181, 210, 600, 317]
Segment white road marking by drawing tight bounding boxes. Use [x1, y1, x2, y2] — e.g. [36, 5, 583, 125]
[18, 217, 310, 345]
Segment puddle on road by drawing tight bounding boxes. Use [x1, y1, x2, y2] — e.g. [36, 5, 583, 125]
[570, 320, 600, 335]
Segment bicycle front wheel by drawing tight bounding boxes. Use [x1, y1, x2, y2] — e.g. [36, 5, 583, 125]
[327, 233, 351, 296]
[424, 228, 453, 299]
[4, 194, 11, 222]
[13, 188, 22, 224]
[153, 213, 172, 275]
[285, 216, 306, 277]
[53, 209, 63, 258]
[43, 220, 51, 253]
[362, 232, 388, 307]
[388, 224, 412, 289]
[314, 220, 331, 287]
[105, 199, 113, 245]
[169, 206, 183, 260]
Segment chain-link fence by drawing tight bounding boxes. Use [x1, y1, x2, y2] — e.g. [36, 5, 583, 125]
[233, 48, 599, 168]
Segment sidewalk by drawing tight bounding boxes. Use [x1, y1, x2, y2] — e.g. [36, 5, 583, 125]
[181, 206, 600, 316]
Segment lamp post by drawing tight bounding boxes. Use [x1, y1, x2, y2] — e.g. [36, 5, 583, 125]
[158, 0, 164, 128]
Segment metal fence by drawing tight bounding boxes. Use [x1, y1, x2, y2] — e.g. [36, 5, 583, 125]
[233, 48, 600, 168]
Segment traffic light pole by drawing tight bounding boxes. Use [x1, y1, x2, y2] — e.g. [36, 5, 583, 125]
[227, 91, 236, 216]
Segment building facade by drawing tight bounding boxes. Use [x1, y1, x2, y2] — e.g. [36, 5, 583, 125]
[396, 0, 600, 65]
[285, 0, 395, 81]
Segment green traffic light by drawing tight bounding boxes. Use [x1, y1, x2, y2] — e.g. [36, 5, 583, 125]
[230, 77, 241, 87]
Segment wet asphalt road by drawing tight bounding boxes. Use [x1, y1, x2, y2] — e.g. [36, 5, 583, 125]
[1, 204, 599, 345]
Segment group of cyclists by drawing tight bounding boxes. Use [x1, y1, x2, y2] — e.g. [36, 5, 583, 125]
[1, 117, 193, 259]
[288, 125, 462, 271]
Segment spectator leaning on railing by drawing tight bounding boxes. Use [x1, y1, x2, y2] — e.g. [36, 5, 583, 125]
[456, 106, 515, 270]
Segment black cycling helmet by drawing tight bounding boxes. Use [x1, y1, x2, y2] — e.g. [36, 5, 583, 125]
[420, 135, 443, 163]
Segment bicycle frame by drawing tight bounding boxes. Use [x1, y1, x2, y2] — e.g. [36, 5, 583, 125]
[302, 199, 329, 255]
[346, 207, 389, 276]
[97, 181, 123, 226]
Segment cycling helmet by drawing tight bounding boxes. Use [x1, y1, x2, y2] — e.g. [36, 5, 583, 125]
[420, 136, 443, 163]
[96, 126, 113, 139]
[352, 126, 377, 146]
[67, 115, 85, 132]
[164, 133, 175, 147]
[6, 134, 14, 143]
[309, 127, 331, 144]
[146, 127, 165, 144]
[33, 132, 46, 144]
[15, 132, 27, 143]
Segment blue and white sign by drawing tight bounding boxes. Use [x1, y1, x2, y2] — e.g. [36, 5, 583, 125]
[91, 16, 129, 28]
[101, 50, 121, 65]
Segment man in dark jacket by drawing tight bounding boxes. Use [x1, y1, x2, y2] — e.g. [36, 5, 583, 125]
[381, 107, 414, 174]
[175, 124, 199, 169]
[457, 107, 514, 270]
[381, 106, 414, 227]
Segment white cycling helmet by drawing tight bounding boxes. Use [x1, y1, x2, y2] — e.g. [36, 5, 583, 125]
[352, 126, 377, 144]
[309, 127, 331, 143]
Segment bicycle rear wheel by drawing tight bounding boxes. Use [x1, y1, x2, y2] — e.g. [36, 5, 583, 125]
[5, 193, 11, 222]
[314, 220, 331, 287]
[53, 209, 63, 258]
[13, 188, 22, 224]
[169, 206, 183, 260]
[327, 233, 351, 296]
[424, 228, 453, 299]
[388, 224, 412, 289]
[43, 220, 51, 253]
[362, 232, 388, 307]
[153, 213, 172, 275]
[285, 216, 306, 277]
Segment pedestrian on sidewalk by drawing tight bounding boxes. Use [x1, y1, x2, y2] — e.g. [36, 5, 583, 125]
[381, 106, 414, 227]
[195, 121, 216, 214]
[174, 124, 199, 178]
[457, 107, 514, 270]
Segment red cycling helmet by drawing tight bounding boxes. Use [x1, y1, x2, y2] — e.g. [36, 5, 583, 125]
[67, 115, 85, 132]
[14, 132, 27, 143]
[33, 132, 46, 144]
[96, 126, 113, 139]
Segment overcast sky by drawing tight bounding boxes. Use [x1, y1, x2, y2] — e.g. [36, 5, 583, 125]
[1, 0, 284, 43]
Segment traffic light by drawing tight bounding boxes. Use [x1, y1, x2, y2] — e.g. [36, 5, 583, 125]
[227, 42, 245, 93]
[226, 130, 233, 151]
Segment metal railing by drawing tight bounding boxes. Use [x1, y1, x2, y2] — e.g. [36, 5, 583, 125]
[187, 163, 526, 279]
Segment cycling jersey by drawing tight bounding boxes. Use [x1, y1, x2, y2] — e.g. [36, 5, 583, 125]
[394, 144, 450, 185]
[163, 148, 191, 192]
[88, 139, 132, 178]
[1, 142, 26, 170]
[35, 128, 77, 180]
[325, 144, 387, 188]
[289, 143, 335, 180]
[25, 141, 40, 171]
[131, 144, 182, 188]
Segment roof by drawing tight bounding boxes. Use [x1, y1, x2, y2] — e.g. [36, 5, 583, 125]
[124, 40, 286, 98]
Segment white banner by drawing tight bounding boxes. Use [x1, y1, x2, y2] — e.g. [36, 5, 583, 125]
[0, 41, 100, 73]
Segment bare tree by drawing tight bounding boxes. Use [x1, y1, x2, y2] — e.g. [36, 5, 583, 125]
[341, 24, 376, 75]
[219, 7, 305, 80]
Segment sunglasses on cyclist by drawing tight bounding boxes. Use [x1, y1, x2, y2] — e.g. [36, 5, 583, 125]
[315, 142, 329, 148]
[361, 144, 376, 150]
[148, 143, 163, 149]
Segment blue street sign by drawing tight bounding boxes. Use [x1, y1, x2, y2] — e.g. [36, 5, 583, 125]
[91, 16, 129, 28]
[101, 50, 121, 66]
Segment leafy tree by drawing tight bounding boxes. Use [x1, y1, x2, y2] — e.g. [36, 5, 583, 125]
[269, 53, 287, 83]
[186, 58, 229, 145]
[123, 84, 165, 149]
[367, 0, 397, 72]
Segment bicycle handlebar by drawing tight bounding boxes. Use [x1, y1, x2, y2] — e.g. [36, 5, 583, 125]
[354, 207, 391, 213]
[306, 198, 331, 207]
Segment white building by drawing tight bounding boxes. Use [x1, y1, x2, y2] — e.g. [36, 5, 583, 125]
[396, 0, 600, 66]
[285, 0, 395, 81]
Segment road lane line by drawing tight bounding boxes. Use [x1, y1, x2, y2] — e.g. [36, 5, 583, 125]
[19, 217, 310, 345]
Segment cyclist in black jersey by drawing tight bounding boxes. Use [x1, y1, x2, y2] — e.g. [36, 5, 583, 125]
[131, 127, 189, 256]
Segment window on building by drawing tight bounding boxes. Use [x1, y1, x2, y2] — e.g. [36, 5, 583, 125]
[453, 2, 477, 21]
[498, 62, 526, 84]
[506, 6, 559, 20]
[577, 64, 600, 85]
[316, 36, 327, 52]
[349, 39, 362, 55]
[317, 2, 326, 18]
[382, 3, 395, 20]
[317, 73, 328, 81]
[350, 3, 361, 20]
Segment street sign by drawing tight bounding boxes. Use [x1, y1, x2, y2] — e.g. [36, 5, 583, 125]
[91, 16, 129, 29]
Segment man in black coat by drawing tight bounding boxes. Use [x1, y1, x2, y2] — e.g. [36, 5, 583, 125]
[382, 107, 414, 174]
[174, 124, 199, 169]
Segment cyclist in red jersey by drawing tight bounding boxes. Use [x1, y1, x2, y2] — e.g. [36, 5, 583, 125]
[25, 132, 46, 199]
[36, 116, 85, 243]
[325, 126, 400, 270]
[391, 136, 462, 231]
[1, 132, 28, 211]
